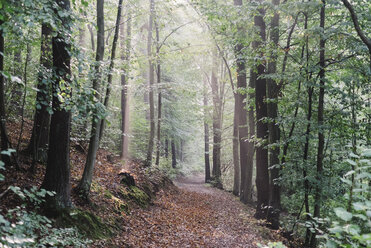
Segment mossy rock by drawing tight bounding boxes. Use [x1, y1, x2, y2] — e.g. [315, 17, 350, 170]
[55, 209, 113, 240]
[120, 186, 151, 208]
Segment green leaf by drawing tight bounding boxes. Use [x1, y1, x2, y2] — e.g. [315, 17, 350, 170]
[349, 152, 360, 159]
[345, 159, 357, 166]
[361, 149, 371, 158]
[334, 208, 352, 221]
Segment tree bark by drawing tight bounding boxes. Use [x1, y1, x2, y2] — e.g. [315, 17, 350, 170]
[165, 138, 169, 158]
[41, 0, 72, 211]
[267, 0, 281, 229]
[99, 0, 124, 141]
[254, 3, 270, 219]
[310, 1, 326, 246]
[145, 0, 155, 167]
[120, 8, 131, 159]
[171, 139, 176, 168]
[0, 19, 11, 166]
[76, 0, 105, 199]
[28, 24, 52, 165]
[232, 93, 240, 196]
[203, 80, 211, 183]
[233, 0, 247, 200]
[155, 21, 162, 166]
[211, 49, 222, 188]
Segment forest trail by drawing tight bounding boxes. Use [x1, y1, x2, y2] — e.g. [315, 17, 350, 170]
[100, 174, 280, 248]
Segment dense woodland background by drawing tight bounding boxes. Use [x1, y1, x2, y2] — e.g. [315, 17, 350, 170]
[0, 0, 370, 247]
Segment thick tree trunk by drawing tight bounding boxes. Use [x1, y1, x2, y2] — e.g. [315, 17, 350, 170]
[310, 2, 326, 246]
[211, 49, 222, 188]
[267, 0, 281, 229]
[28, 24, 52, 165]
[145, 0, 155, 167]
[0, 19, 11, 166]
[77, 0, 105, 199]
[171, 139, 176, 168]
[120, 9, 131, 159]
[41, 0, 72, 211]
[254, 4, 270, 219]
[99, 0, 124, 140]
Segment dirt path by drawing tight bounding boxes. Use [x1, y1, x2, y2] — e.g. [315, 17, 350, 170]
[101, 174, 279, 248]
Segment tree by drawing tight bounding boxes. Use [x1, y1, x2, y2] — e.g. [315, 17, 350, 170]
[145, 0, 156, 167]
[341, 0, 371, 69]
[310, 1, 326, 246]
[266, 0, 281, 229]
[27, 24, 52, 167]
[210, 49, 222, 188]
[41, 0, 72, 211]
[155, 19, 162, 166]
[171, 139, 176, 168]
[253, 1, 270, 219]
[203, 79, 211, 183]
[233, 0, 251, 202]
[76, 0, 105, 198]
[120, 8, 131, 160]
[0, 17, 11, 167]
[99, 0, 124, 140]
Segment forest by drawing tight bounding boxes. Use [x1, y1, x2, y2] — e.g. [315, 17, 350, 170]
[0, 0, 370, 247]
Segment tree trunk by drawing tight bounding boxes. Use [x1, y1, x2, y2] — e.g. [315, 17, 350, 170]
[310, 1, 326, 246]
[171, 139, 176, 168]
[88, 24, 95, 52]
[211, 49, 222, 188]
[41, 0, 72, 211]
[155, 21, 162, 166]
[120, 8, 131, 159]
[9, 49, 23, 116]
[28, 24, 52, 165]
[247, 69, 255, 200]
[99, 0, 124, 141]
[232, 93, 240, 195]
[165, 138, 169, 158]
[233, 0, 246, 199]
[76, 0, 105, 199]
[0, 19, 11, 166]
[254, 4, 270, 219]
[267, 0, 281, 229]
[204, 81, 211, 183]
[302, 11, 313, 247]
[145, 0, 155, 167]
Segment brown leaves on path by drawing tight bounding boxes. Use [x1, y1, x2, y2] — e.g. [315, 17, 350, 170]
[97, 174, 282, 248]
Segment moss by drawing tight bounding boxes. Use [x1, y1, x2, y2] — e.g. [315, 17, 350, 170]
[129, 185, 151, 207]
[55, 209, 113, 240]
[120, 186, 151, 208]
[104, 190, 113, 199]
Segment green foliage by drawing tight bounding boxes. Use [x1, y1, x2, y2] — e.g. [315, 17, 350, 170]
[321, 149, 371, 248]
[0, 163, 90, 247]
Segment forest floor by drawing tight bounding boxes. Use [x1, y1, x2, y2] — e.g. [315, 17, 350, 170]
[95, 174, 286, 248]
[1, 120, 289, 248]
